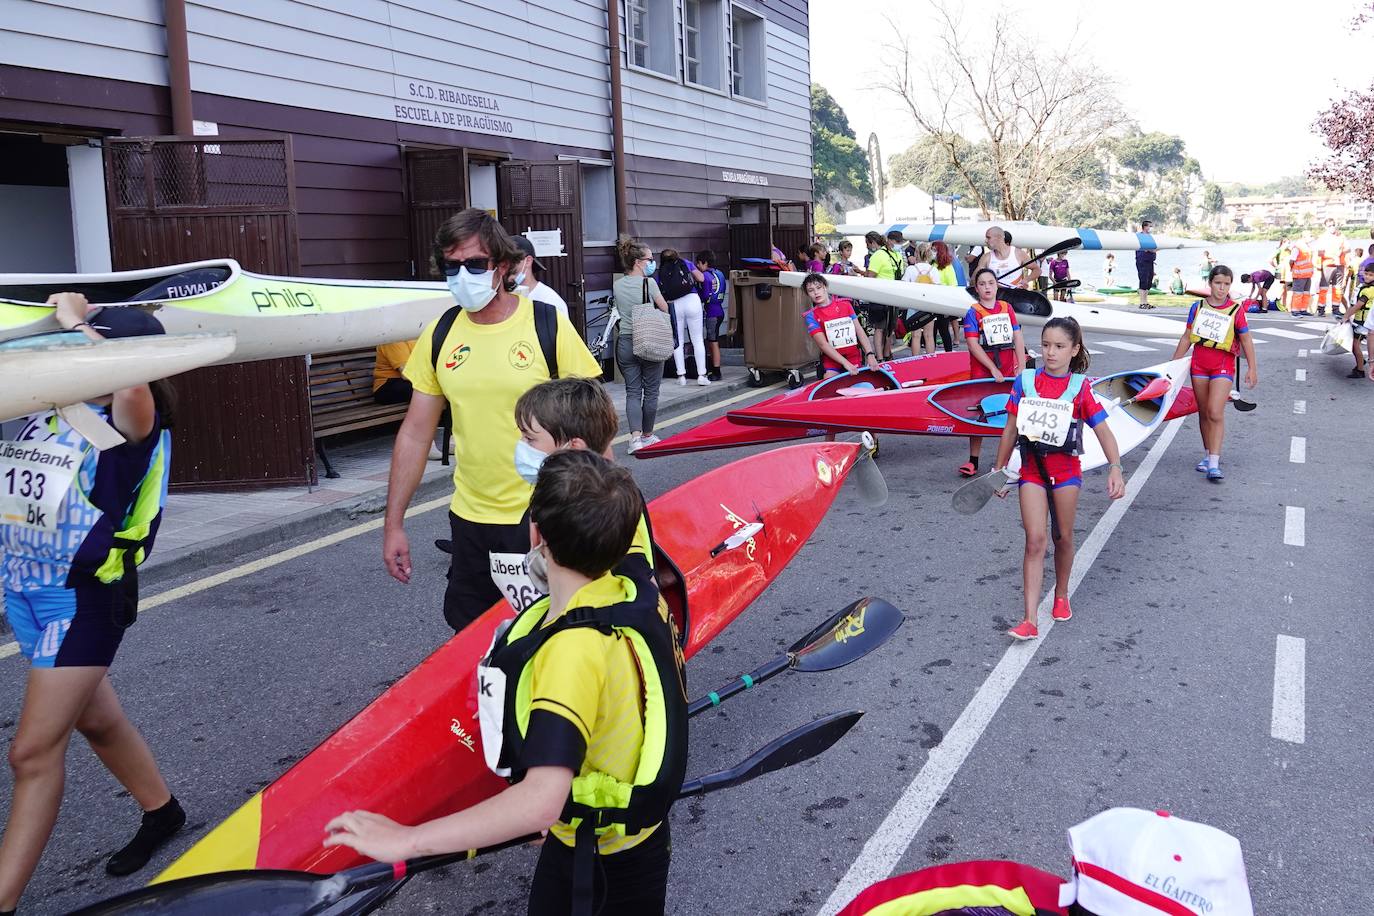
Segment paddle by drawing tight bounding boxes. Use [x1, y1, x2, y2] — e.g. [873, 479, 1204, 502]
[70, 712, 865, 916]
[992, 238, 1082, 285]
[1048, 279, 1082, 291]
[1229, 392, 1257, 412]
[688, 597, 903, 716]
[950, 375, 1172, 516]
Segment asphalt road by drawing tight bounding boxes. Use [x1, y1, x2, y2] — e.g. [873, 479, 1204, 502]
[3, 314, 1370, 915]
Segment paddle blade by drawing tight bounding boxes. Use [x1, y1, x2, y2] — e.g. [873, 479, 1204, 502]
[1130, 376, 1171, 402]
[951, 469, 1009, 515]
[67, 869, 327, 915]
[1230, 396, 1257, 412]
[790, 597, 903, 673]
[678, 709, 863, 796]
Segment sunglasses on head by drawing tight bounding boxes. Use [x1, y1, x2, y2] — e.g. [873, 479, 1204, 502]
[434, 249, 494, 276]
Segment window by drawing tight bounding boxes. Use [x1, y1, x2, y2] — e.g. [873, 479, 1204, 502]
[627, 0, 675, 77]
[683, 0, 725, 90]
[579, 162, 617, 245]
[729, 5, 765, 102]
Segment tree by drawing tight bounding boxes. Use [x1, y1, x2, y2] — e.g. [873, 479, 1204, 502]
[887, 135, 1001, 211]
[1202, 183, 1225, 214]
[811, 84, 873, 211]
[876, 2, 1127, 220]
[1112, 131, 1186, 172]
[1308, 3, 1374, 198]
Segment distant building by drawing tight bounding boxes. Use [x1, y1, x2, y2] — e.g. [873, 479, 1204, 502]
[1224, 194, 1373, 228]
[846, 184, 984, 228]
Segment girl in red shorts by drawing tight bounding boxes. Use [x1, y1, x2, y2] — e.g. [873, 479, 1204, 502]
[1169, 265, 1259, 481]
[992, 318, 1126, 641]
[959, 268, 1026, 477]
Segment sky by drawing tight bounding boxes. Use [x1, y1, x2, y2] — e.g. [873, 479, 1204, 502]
[810, 0, 1372, 186]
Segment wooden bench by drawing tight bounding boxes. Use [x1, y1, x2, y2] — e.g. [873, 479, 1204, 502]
[309, 348, 414, 479]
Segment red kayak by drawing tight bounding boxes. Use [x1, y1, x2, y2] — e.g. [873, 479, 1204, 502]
[156, 441, 864, 881]
[636, 351, 973, 459]
[837, 860, 1068, 915]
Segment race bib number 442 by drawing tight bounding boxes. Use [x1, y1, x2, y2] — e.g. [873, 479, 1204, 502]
[1192, 309, 1231, 344]
[1016, 397, 1073, 447]
[0, 440, 81, 532]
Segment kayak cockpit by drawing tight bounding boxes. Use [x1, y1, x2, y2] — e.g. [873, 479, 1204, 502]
[0, 262, 236, 306]
[1092, 372, 1164, 424]
[810, 367, 900, 400]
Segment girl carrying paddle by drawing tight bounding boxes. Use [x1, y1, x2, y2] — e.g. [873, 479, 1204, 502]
[959, 268, 1026, 477]
[992, 318, 1125, 641]
[1169, 265, 1258, 482]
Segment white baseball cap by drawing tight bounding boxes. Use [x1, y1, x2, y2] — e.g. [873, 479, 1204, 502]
[1058, 808, 1254, 916]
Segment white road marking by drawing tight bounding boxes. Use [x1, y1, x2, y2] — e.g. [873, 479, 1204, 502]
[1290, 437, 1306, 463]
[1293, 400, 1306, 414]
[1087, 349, 1105, 355]
[1284, 506, 1305, 547]
[1296, 321, 1334, 331]
[1148, 338, 1181, 345]
[1098, 340, 1156, 352]
[1271, 635, 1306, 744]
[816, 419, 1185, 916]
[1296, 368, 1307, 381]
[0, 383, 787, 663]
[1297, 349, 1308, 358]
[1253, 327, 1322, 340]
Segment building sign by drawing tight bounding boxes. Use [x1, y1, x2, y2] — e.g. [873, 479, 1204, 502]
[721, 169, 770, 187]
[393, 78, 517, 136]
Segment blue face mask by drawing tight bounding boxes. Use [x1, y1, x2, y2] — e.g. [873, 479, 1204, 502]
[644, 260, 657, 277]
[446, 266, 497, 312]
[514, 439, 549, 485]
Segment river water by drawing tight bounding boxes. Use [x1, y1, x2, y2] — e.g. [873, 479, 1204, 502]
[1062, 240, 1295, 290]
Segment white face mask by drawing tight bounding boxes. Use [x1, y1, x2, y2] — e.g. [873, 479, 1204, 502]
[514, 271, 528, 287]
[514, 439, 548, 485]
[525, 542, 549, 595]
[446, 266, 498, 312]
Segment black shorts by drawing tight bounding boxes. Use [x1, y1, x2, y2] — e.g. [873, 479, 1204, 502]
[527, 821, 671, 916]
[1256, 277, 1275, 292]
[703, 315, 723, 343]
[443, 511, 530, 632]
[859, 302, 892, 332]
[372, 377, 412, 405]
[1137, 267, 1155, 291]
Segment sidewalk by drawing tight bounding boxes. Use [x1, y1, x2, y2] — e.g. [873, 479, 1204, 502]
[140, 359, 762, 586]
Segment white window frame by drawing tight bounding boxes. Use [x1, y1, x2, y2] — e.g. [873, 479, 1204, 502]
[561, 156, 619, 247]
[682, 0, 727, 94]
[625, 0, 678, 82]
[728, 3, 767, 104]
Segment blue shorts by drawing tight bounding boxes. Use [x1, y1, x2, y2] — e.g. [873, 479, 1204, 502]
[4, 580, 129, 668]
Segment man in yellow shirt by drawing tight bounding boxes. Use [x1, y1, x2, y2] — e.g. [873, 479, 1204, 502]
[382, 209, 601, 631]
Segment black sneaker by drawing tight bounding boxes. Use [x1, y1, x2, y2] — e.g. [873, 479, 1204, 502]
[106, 796, 186, 876]
[1349, 367, 1365, 378]
[434, 539, 453, 554]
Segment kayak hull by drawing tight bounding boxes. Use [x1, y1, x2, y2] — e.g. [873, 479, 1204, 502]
[835, 221, 1208, 250]
[0, 333, 237, 423]
[635, 351, 973, 459]
[155, 441, 862, 881]
[0, 260, 452, 364]
[778, 272, 1188, 340]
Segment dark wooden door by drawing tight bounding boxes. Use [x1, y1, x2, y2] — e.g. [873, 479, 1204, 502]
[106, 136, 313, 489]
[405, 148, 467, 278]
[771, 201, 812, 269]
[727, 197, 771, 270]
[498, 160, 585, 335]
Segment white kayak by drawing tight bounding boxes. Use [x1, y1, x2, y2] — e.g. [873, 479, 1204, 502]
[778, 271, 1187, 340]
[0, 332, 237, 423]
[1008, 357, 1191, 477]
[0, 259, 452, 363]
[836, 221, 1209, 251]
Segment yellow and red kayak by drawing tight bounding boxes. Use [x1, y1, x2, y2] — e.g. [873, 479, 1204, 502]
[156, 440, 864, 881]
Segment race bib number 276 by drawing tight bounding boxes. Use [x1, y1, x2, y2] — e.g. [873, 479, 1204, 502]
[0, 440, 81, 532]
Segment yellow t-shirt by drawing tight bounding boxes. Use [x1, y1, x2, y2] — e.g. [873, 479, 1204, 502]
[403, 296, 601, 524]
[372, 339, 416, 391]
[529, 523, 670, 854]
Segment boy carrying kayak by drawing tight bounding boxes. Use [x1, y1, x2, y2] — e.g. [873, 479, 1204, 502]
[327, 380, 687, 916]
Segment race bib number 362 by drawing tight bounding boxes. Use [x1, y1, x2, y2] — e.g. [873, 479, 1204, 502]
[0, 440, 80, 532]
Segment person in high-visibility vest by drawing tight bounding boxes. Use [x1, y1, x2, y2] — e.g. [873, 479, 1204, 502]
[1288, 239, 1315, 316]
[1314, 220, 1347, 317]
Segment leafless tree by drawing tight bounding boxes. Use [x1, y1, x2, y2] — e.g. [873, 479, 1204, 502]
[877, 2, 1127, 220]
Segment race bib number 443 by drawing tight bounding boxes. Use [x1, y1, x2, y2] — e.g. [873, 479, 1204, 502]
[981, 313, 1014, 346]
[1016, 397, 1073, 447]
[0, 440, 81, 532]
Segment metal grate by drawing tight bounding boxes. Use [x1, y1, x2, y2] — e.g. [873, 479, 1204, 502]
[111, 139, 291, 212]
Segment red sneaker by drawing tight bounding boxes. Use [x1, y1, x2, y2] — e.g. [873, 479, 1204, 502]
[1008, 620, 1039, 640]
[1051, 597, 1072, 621]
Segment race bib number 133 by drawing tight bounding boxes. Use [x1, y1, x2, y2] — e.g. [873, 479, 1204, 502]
[0, 440, 81, 532]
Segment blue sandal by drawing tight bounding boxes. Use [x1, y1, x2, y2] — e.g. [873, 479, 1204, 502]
[1206, 465, 1224, 481]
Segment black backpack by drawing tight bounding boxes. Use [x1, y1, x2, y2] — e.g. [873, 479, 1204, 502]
[657, 258, 696, 301]
[430, 299, 559, 377]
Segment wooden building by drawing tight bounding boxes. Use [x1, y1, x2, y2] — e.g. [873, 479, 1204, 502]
[0, 0, 813, 486]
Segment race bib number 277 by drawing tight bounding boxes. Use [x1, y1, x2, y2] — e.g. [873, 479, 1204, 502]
[0, 440, 81, 532]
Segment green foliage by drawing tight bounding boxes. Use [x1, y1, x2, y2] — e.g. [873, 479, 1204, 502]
[814, 203, 837, 234]
[1201, 183, 1225, 213]
[1217, 175, 1318, 199]
[811, 83, 873, 204]
[1112, 131, 1186, 171]
[887, 135, 1001, 212]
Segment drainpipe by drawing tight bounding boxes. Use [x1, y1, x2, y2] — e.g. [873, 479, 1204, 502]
[606, 0, 629, 235]
[165, 0, 194, 135]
